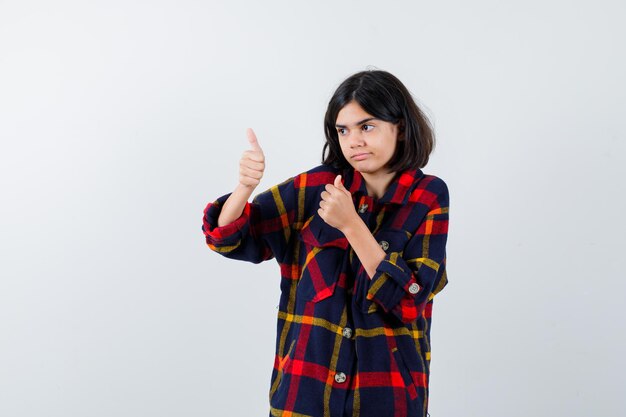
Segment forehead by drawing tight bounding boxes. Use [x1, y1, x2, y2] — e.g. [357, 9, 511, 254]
[335, 101, 373, 123]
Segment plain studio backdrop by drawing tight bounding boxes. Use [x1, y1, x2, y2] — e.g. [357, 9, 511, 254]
[1, 1, 625, 416]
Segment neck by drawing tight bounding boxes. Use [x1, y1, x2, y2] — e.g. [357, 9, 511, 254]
[361, 170, 397, 200]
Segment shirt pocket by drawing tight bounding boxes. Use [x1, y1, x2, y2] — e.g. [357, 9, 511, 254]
[277, 340, 295, 383]
[392, 346, 419, 401]
[271, 339, 296, 407]
[297, 214, 349, 303]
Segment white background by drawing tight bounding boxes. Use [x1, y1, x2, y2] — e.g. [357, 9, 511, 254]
[1, 1, 625, 416]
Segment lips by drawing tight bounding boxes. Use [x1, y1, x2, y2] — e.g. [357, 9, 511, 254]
[352, 152, 370, 160]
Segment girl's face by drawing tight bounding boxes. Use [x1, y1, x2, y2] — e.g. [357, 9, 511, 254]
[335, 100, 401, 177]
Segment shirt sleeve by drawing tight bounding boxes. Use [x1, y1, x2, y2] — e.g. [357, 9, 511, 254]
[201, 175, 298, 264]
[364, 178, 450, 324]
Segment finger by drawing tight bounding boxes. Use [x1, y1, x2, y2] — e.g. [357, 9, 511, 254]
[240, 157, 265, 171]
[246, 128, 263, 153]
[335, 174, 351, 196]
[335, 174, 349, 192]
[334, 175, 342, 189]
[240, 178, 260, 187]
[240, 165, 263, 179]
[242, 149, 265, 163]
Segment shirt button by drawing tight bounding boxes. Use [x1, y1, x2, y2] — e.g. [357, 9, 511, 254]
[379, 240, 389, 251]
[342, 327, 353, 339]
[408, 283, 420, 294]
[334, 372, 347, 383]
[358, 203, 368, 213]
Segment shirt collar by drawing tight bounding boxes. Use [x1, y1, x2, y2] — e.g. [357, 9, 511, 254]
[341, 166, 424, 205]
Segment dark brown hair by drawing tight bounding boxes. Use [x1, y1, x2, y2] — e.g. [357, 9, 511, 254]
[322, 69, 435, 171]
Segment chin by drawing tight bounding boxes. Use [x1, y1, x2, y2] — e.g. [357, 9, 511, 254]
[354, 165, 379, 174]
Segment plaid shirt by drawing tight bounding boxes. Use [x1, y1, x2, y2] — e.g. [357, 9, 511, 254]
[202, 163, 449, 417]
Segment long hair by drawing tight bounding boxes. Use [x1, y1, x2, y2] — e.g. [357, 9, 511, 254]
[322, 69, 435, 171]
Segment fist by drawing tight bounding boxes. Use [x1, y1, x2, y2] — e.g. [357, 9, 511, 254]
[318, 174, 358, 231]
[239, 128, 265, 188]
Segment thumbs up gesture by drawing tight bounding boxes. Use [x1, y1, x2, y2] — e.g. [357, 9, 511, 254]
[318, 174, 358, 231]
[239, 128, 265, 189]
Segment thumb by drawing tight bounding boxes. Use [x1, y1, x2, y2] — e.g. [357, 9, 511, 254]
[334, 174, 345, 190]
[246, 128, 263, 153]
[335, 174, 351, 196]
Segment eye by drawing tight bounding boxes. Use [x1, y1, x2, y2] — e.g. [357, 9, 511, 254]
[362, 124, 374, 132]
[337, 128, 347, 136]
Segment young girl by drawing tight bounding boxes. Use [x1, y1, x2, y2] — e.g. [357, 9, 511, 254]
[202, 69, 449, 417]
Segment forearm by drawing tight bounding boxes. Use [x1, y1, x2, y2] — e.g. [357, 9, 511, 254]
[342, 216, 386, 280]
[217, 183, 256, 227]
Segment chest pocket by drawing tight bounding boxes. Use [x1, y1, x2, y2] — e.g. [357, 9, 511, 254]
[297, 214, 349, 303]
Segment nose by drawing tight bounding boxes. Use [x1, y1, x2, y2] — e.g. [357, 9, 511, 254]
[348, 130, 365, 147]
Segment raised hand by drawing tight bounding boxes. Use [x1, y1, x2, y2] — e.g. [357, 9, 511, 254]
[318, 174, 358, 231]
[239, 128, 266, 188]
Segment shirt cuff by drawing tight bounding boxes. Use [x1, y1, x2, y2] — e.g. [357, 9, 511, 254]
[366, 252, 421, 313]
[202, 193, 252, 247]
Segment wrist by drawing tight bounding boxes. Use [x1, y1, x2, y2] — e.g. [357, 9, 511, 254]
[341, 214, 365, 238]
[234, 182, 256, 197]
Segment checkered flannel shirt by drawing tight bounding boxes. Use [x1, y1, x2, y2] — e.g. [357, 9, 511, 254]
[202, 163, 450, 417]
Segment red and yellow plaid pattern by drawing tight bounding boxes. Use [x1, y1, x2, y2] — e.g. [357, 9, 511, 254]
[202, 164, 449, 417]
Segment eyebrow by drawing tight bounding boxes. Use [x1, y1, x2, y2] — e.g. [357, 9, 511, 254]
[335, 117, 378, 129]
